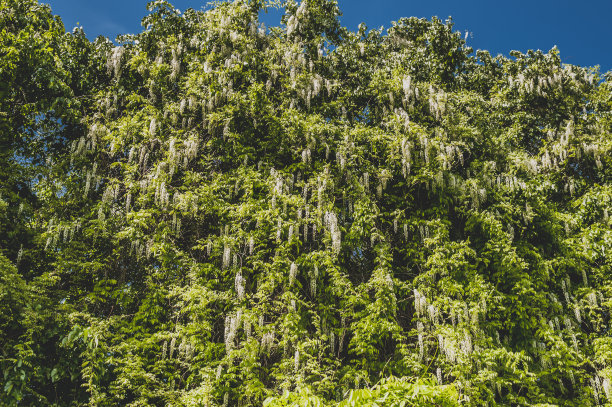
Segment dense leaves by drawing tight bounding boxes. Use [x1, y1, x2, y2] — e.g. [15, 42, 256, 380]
[1, 0, 611, 405]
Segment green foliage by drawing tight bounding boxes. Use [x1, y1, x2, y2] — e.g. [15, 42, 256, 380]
[263, 377, 458, 406]
[1, 0, 611, 406]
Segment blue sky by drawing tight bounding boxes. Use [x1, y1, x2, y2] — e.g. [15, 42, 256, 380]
[46, 0, 612, 73]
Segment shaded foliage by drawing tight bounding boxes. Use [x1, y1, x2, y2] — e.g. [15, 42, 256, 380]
[1, 0, 611, 406]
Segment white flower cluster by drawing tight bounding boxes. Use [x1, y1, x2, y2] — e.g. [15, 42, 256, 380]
[394, 108, 411, 131]
[591, 376, 607, 405]
[169, 336, 176, 359]
[175, 337, 194, 360]
[288, 225, 294, 241]
[574, 303, 582, 324]
[439, 144, 464, 170]
[468, 181, 486, 210]
[72, 123, 105, 160]
[289, 262, 298, 285]
[149, 117, 157, 136]
[587, 292, 598, 308]
[510, 70, 566, 96]
[379, 169, 392, 190]
[536, 341, 550, 369]
[336, 152, 346, 170]
[107, 46, 124, 78]
[459, 331, 472, 356]
[244, 319, 251, 339]
[235, 270, 245, 300]
[248, 236, 255, 255]
[496, 174, 526, 192]
[215, 365, 223, 380]
[130, 239, 153, 260]
[101, 184, 120, 205]
[224, 311, 242, 352]
[271, 168, 285, 196]
[561, 279, 570, 303]
[400, 139, 412, 177]
[420, 135, 430, 165]
[428, 85, 446, 120]
[324, 211, 341, 254]
[154, 181, 170, 209]
[414, 289, 428, 316]
[171, 212, 181, 234]
[402, 75, 417, 106]
[261, 331, 275, 352]
[581, 142, 605, 170]
[222, 244, 231, 269]
[417, 321, 424, 359]
[427, 304, 439, 325]
[44, 219, 83, 250]
[170, 44, 182, 81]
[417, 224, 430, 242]
[276, 219, 282, 241]
[564, 179, 576, 196]
[16, 245, 23, 264]
[310, 277, 317, 296]
[439, 335, 458, 363]
[603, 377, 612, 400]
[286, 1, 308, 37]
[301, 148, 311, 164]
[310, 265, 319, 296]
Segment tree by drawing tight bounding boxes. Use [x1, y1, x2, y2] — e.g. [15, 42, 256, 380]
[1, 0, 611, 405]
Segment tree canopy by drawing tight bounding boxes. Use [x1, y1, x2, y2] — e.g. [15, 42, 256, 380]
[1, 0, 611, 405]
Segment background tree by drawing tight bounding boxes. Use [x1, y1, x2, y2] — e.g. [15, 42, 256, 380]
[1, 0, 611, 406]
